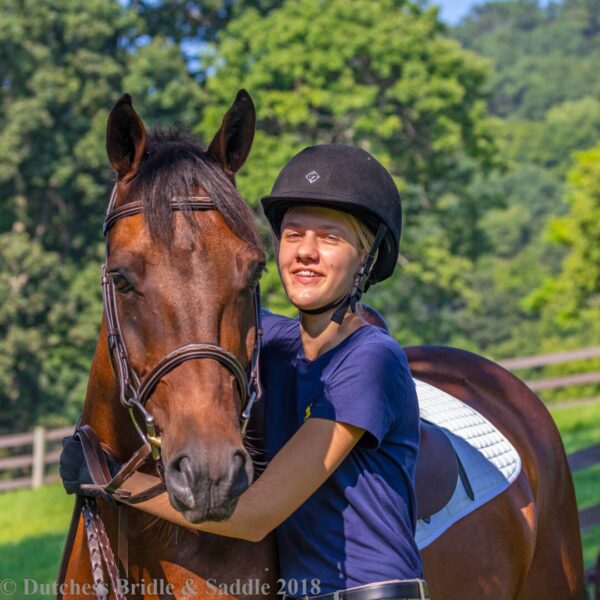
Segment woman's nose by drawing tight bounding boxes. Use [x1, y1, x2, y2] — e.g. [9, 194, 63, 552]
[296, 232, 318, 260]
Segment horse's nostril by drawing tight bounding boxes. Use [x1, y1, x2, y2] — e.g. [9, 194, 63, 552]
[177, 455, 192, 473]
[229, 449, 250, 499]
[233, 449, 247, 466]
[171, 454, 194, 481]
[166, 453, 197, 511]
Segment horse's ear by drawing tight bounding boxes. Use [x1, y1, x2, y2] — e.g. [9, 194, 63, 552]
[106, 94, 147, 180]
[207, 89, 256, 178]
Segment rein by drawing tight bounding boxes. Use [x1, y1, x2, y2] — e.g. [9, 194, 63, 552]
[71, 186, 264, 599]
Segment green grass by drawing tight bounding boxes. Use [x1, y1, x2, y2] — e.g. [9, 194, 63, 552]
[0, 484, 74, 595]
[549, 400, 600, 454]
[0, 402, 598, 597]
[550, 399, 600, 593]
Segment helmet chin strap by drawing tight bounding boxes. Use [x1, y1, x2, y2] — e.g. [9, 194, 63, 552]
[298, 223, 388, 325]
[299, 294, 348, 316]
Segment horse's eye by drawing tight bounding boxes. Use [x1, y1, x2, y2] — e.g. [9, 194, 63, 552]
[249, 263, 265, 289]
[111, 273, 133, 293]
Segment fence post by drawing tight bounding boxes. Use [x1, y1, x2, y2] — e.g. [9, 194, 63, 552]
[31, 426, 45, 488]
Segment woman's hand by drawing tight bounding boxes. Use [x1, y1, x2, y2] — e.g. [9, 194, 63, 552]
[129, 419, 364, 541]
[59, 434, 121, 495]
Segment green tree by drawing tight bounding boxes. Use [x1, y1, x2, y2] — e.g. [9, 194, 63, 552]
[0, 0, 203, 260]
[0, 0, 206, 430]
[0, 231, 66, 432]
[526, 147, 600, 337]
[455, 0, 600, 119]
[122, 0, 285, 50]
[500, 97, 600, 174]
[199, 0, 497, 212]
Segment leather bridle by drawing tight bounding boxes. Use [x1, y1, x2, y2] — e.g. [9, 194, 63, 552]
[101, 187, 263, 467]
[67, 186, 264, 600]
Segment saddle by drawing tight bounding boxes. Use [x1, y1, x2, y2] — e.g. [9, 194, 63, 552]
[415, 420, 473, 521]
[360, 304, 474, 521]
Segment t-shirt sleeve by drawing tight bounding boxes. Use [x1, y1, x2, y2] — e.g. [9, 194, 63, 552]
[308, 342, 407, 450]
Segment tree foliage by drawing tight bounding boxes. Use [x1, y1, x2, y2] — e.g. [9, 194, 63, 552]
[0, 0, 203, 260]
[456, 0, 600, 119]
[201, 0, 497, 212]
[526, 148, 600, 336]
[0, 0, 204, 431]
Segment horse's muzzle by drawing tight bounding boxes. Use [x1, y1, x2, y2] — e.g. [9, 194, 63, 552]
[165, 444, 252, 522]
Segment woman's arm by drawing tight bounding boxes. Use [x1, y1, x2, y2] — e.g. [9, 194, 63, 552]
[124, 419, 364, 542]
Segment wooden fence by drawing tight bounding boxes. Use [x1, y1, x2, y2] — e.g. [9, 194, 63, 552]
[499, 347, 600, 525]
[0, 346, 599, 493]
[499, 345, 600, 392]
[0, 425, 74, 492]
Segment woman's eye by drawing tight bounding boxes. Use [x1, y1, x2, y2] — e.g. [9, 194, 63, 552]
[111, 273, 132, 293]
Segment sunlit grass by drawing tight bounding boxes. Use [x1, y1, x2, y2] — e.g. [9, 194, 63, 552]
[0, 484, 74, 595]
[550, 400, 600, 453]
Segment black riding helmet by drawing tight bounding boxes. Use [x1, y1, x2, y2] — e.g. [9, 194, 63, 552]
[261, 144, 402, 285]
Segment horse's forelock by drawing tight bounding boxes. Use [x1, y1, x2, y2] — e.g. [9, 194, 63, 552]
[126, 126, 261, 249]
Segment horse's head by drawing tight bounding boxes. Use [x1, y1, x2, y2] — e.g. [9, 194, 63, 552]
[102, 91, 265, 522]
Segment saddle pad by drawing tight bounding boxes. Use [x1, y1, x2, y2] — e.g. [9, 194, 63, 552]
[413, 378, 522, 550]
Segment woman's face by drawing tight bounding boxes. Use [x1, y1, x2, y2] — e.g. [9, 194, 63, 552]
[277, 205, 365, 311]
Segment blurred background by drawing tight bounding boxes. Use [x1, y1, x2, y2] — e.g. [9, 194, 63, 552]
[0, 0, 598, 595]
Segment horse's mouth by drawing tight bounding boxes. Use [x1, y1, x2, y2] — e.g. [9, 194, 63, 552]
[168, 491, 239, 524]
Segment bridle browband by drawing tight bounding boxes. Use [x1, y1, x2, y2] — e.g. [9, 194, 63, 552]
[69, 186, 264, 600]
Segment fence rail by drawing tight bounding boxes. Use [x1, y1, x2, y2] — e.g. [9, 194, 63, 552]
[0, 425, 74, 492]
[498, 346, 600, 394]
[499, 346, 600, 369]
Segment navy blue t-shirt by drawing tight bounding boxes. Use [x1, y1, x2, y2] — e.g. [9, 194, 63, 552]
[261, 311, 422, 594]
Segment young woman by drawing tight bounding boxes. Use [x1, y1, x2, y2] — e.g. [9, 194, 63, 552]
[62, 144, 427, 600]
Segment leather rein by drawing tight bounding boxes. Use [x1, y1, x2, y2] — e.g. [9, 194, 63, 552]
[66, 186, 264, 600]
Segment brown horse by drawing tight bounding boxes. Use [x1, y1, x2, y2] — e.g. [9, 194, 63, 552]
[58, 91, 279, 599]
[58, 91, 585, 599]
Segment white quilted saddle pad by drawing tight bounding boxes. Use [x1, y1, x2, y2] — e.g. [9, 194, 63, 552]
[413, 378, 522, 549]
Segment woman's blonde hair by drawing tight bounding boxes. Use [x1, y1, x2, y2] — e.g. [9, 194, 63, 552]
[344, 213, 378, 265]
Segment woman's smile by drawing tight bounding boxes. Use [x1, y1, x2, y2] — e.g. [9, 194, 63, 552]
[291, 267, 324, 284]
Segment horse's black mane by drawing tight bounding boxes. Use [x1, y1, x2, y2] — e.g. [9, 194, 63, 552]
[126, 126, 260, 248]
